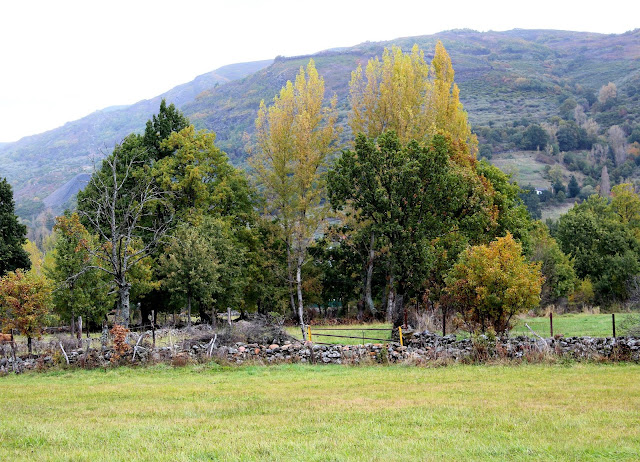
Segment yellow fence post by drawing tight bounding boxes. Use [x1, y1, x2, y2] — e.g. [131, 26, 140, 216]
[307, 326, 312, 342]
[398, 327, 403, 347]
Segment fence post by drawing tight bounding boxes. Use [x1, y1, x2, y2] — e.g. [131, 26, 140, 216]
[549, 312, 553, 338]
[612, 313, 616, 339]
[307, 325, 312, 342]
[398, 327, 403, 347]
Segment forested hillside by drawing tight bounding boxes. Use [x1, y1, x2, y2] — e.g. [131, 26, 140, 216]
[2, 28, 640, 224]
[0, 59, 273, 219]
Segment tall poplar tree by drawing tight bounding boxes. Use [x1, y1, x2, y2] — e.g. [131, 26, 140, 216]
[250, 59, 338, 338]
[349, 42, 477, 151]
[344, 42, 480, 318]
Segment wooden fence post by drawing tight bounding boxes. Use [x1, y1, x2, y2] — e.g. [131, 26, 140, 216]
[612, 313, 616, 339]
[549, 312, 553, 338]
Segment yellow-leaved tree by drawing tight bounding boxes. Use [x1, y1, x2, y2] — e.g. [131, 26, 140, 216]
[349, 41, 477, 152]
[347, 41, 479, 318]
[250, 59, 338, 339]
[442, 233, 543, 333]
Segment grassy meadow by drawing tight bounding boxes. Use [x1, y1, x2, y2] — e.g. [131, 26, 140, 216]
[490, 151, 552, 188]
[510, 313, 636, 338]
[1, 363, 639, 461]
[286, 313, 637, 346]
[286, 322, 393, 345]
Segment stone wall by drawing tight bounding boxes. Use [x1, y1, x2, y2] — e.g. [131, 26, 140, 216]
[1, 331, 639, 374]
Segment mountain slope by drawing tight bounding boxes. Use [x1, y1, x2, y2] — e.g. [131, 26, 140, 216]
[0, 59, 273, 213]
[183, 28, 640, 162]
[3, 29, 640, 221]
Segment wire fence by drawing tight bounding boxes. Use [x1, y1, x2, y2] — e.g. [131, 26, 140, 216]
[511, 313, 622, 338]
[306, 325, 404, 346]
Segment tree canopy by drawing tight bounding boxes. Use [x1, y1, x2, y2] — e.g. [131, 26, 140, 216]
[349, 42, 477, 152]
[250, 59, 338, 338]
[0, 178, 30, 276]
[443, 233, 543, 333]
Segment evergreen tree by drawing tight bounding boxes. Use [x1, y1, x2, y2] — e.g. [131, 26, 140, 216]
[143, 98, 190, 161]
[557, 195, 640, 302]
[0, 178, 30, 276]
[568, 175, 580, 198]
[520, 124, 549, 151]
[159, 223, 220, 326]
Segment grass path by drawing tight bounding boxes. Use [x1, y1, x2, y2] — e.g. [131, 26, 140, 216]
[1, 363, 639, 461]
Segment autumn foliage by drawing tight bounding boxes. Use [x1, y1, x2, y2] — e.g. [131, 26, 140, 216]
[110, 324, 130, 362]
[443, 234, 543, 333]
[0, 269, 51, 352]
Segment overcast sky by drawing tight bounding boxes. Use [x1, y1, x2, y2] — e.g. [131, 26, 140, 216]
[0, 0, 636, 142]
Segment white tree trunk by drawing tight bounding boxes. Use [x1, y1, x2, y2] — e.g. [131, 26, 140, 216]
[296, 254, 307, 341]
[365, 232, 376, 315]
[386, 274, 395, 323]
[286, 241, 297, 316]
[118, 283, 131, 327]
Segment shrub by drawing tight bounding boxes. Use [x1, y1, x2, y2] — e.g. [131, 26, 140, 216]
[442, 234, 543, 333]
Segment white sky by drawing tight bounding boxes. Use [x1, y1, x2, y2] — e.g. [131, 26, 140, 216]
[0, 0, 636, 142]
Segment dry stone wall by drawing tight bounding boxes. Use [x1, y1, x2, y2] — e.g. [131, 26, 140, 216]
[2, 330, 639, 374]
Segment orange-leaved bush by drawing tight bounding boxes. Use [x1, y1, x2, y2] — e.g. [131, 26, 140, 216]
[0, 269, 51, 353]
[442, 233, 543, 333]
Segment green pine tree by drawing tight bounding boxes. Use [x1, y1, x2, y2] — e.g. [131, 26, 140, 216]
[0, 178, 30, 276]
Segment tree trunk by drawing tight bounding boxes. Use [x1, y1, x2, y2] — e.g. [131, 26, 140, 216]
[140, 303, 152, 330]
[286, 241, 297, 317]
[187, 293, 192, 327]
[365, 232, 376, 315]
[27, 336, 32, 355]
[385, 273, 395, 323]
[118, 283, 131, 327]
[296, 254, 307, 341]
[381, 283, 388, 320]
[77, 316, 83, 343]
[70, 308, 76, 337]
[392, 293, 404, 328]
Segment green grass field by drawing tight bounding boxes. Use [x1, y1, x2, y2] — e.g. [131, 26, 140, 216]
[287, 313, 638, 346]
[511, 313, 636, 338]
[1, 363, 639, 461]
[286, 322, 393, 344]
[490, 151, 552, 188]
